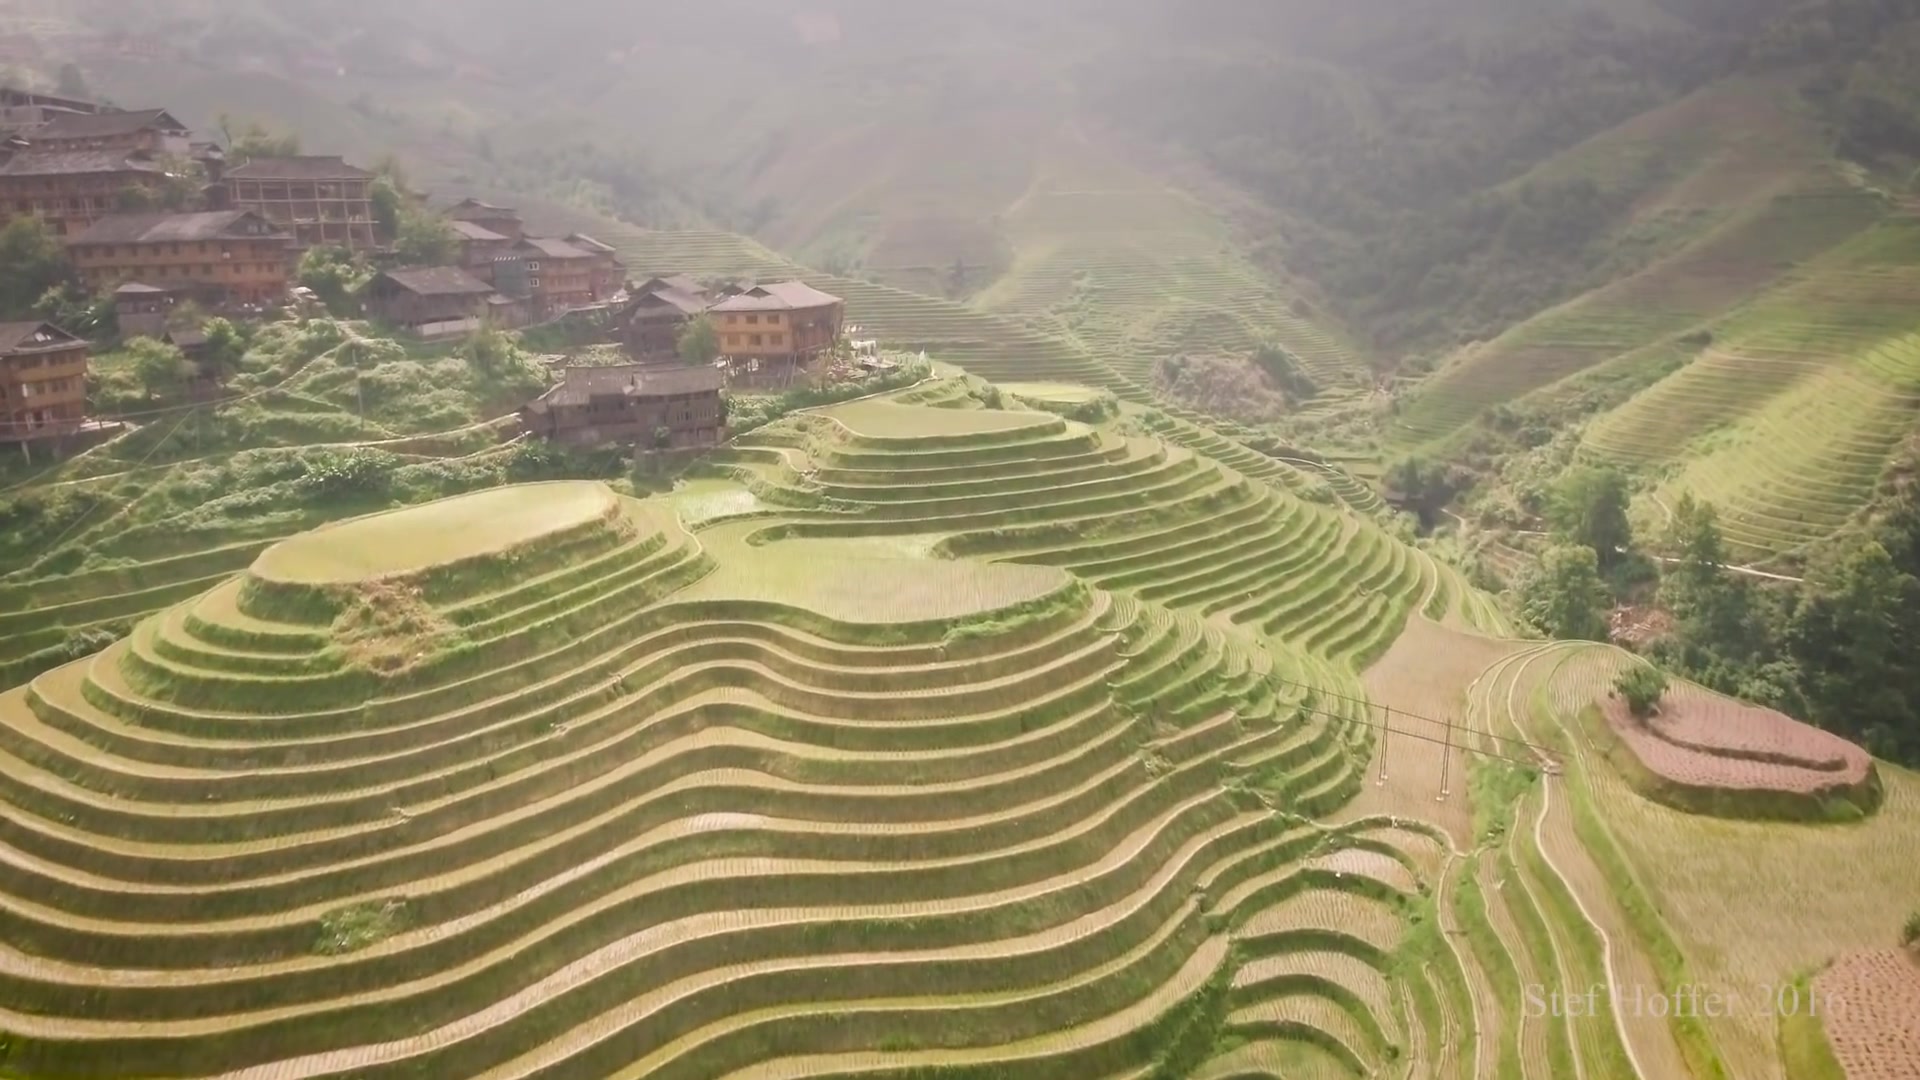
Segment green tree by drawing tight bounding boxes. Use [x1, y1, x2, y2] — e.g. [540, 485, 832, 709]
[394, 210, 459, 266]
[112, 156, 205, 213]
[1385, 454, 1466, 530]
[0, 218, 75, 318]
[461, 324, 516, 377]
[221, 118, 301, 166]
[297, 247, 370, 317]
[1550, 465, 1633, 567]
[1614, 665, 1670, 719]
[197, 318, 247, 383]
[678, 314, 721, 366]
[55, 62, 89, 100]
[1656, 494, 1769, 678]
[1786, 537, 1920, 761]
[126, 337, 191, 401]
[1519, 543, 1612, 642]
[33, 283, 114, 339]
[371, 176, 403, 240]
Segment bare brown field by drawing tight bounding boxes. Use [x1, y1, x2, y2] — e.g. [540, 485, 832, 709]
[1348, 616, 1525, 846]
[1601, 684, 1876, 802]
[1815, 949, 1920, 1080]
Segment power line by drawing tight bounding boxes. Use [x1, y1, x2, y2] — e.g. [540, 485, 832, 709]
[25, 406, 194, 561]
[1269, 674, 1552, 755]
[1280, 696, 1557, 772]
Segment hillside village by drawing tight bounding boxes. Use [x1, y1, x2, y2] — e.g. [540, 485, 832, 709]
[0, 85, 864, 458]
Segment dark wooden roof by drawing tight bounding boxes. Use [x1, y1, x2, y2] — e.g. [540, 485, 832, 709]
[629, 284, 707, 317]
[709, 280, 843, 313]
[224, 155, 373, 181]
[0, 321, 84, 354]
[0, 150, 162, 176]
[449, 198, 515, 215]
[449, 220, 508, 242]
[535, 363, 723, 408]
[565, 232, 617, 255]
[515, 236, 594, 260]
[375, 266, 495, 297]
[70, 210, 286, 245]
[34, 108, 187, 140]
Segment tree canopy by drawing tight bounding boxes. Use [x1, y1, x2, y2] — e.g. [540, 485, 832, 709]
[1549, 465, 1633, 567]
[678, 314, 721, 366]
[126, 338, 192, 401]
[0, 219, 74, 320]
[221, 118, 302, 166]
[1519, 543, 1611, 642]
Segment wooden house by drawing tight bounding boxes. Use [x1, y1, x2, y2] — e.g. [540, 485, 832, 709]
[709, 281, 846, 368]
[520, 363, 725, 449]
[364, 266, 504, 338]
[67, 210, 292, 306]
[0, 321, 89, 446]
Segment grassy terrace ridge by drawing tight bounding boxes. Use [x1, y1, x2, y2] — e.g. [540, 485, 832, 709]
[251, 482, 621, 585]
[1394, 185, 1888, 450]
[0, 373, 1473, 1079]
[1574, 216, 1920, 563]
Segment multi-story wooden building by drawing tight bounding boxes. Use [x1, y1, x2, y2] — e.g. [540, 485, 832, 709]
[450, 219, 513, 284]
[709, 281, 845, 366]
[28, 108, 191, 156]
[620, 275, 709, 363]
[446, 198, 523, 240]
[67, 210, 293, 306]
[494, 236, 606, 319]
[520, 363, 725, 449]
[564, 233, 627, 298]
[220, 155, 376, 250]
[0, 150, 166, 237]
[0, 321, 88, 446]
[364, 266, 504, 338]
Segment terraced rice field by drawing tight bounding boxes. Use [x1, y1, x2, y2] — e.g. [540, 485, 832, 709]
[972, 168, 1367, 390]
[0, 376, 1493, 1078]
[1396, 186, 1887, 447]
[9, 364, 1908, 1078]
[1584, 217, 1920, 560]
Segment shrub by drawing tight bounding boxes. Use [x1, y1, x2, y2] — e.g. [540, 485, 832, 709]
[1615, 665, 1670, 719]
[1904, 910, 1920, 948]
[56, 625, 125, 662]
[299, 447, 397, 496]
[313, 898, 412, 955]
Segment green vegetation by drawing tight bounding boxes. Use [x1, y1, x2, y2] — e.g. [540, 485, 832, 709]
[297, 246, 374, 317]
[1903, 910, 1920, 947]
[1777, 974, 1847, 1080]
[677, 313, 721, 366]
[1518, 544, 1611, 642]
[1614, 665, 1671, 718]
[219, 116, 301, 165]
[0, 217, 73, 320]
[1550, 466, 1633, 570]
[314, 899, 413, 956]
